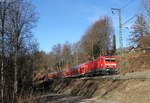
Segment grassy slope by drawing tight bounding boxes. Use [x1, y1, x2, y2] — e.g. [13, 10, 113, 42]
[119, 52, 150, 73]
[45, 79, 150, 103]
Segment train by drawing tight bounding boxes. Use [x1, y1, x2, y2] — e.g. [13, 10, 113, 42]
[47, 56, 117, 79]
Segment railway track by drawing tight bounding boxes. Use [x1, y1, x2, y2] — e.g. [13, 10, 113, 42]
[35, 71, 150, 88]
[80, 71, 150, 80]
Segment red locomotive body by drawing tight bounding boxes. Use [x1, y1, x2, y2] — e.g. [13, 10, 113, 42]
[95, 56, 117, 74]
[79, 56, 117, 75]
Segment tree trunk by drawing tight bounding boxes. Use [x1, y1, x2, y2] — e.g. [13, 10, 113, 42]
[1, 10, 5, 103]
[14, 38, 19, 102]
[14, 50, 18, 97]
[1, 33, 4, 103]
[1, 53, 4, 103]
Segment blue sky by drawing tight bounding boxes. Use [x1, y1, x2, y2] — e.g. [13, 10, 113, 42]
[32, 0, 143, 53]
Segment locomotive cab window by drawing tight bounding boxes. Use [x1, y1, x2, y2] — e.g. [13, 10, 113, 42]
[105, 58, 116, 62]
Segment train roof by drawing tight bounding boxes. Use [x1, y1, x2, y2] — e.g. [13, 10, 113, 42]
[79, 56, 117, 64]
[63, 56, 117, 70]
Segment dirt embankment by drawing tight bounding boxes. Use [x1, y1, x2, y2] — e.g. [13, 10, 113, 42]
[119, 52, 150, 73]
[40, 78, 150, 103]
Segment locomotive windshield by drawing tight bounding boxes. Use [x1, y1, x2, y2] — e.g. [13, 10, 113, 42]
[105, 58, 116, 62]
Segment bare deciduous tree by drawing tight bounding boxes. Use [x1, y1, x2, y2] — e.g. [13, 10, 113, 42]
[8, 0, 37, 98]
[130, 14, 150, 48]
[0, 1, 10, 103]
[80, 16, 114, 60]
[0, 0, 38, 102]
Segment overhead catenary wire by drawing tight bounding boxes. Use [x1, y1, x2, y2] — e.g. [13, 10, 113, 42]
[111, 0, 137, 73]
[121, 0, 135, 10]
[122, 15, 137, 26]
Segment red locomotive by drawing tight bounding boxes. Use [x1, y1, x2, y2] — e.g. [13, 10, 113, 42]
[46, 56, 117, 79]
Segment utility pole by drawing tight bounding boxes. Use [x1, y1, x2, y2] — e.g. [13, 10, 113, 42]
[111, 8, 123, 54]
[111, 8, 125, 74]
[111, 8, 136, 74]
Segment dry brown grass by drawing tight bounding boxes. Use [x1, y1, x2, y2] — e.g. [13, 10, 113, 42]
[17, 95, 35, 103]
[118, 52, 150, 74]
